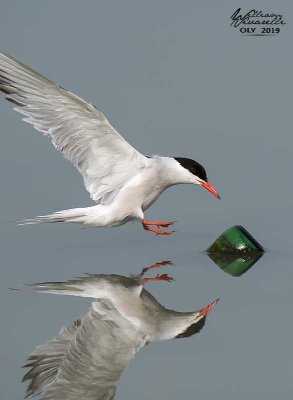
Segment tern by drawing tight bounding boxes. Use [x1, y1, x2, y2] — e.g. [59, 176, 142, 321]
[0, 52, 220, 235]
[19, 261, 218, 399]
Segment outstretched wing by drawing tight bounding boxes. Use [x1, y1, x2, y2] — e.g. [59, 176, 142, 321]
[23, 319, 81, 398]
[0, 52, 148, 204]
[23, 300, 147, 399]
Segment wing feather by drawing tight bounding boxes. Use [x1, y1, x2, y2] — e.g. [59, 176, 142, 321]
[23, 319, 81, 398]
[0, 52, 148, 203]
[24, 300, 146, 399]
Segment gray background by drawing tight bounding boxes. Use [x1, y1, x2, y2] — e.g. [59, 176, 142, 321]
[0, 1, 292, 399]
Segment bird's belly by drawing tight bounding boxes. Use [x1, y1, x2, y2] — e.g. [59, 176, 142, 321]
[122, 183, 163, 211]
[112, 180, 163, 216]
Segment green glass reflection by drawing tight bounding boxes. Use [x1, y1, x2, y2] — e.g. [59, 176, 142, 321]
[207, 251, 263, 277]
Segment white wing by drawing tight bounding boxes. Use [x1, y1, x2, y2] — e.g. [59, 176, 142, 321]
[24, 303, 147, 400]
[22, 277, 147, 399]
[0, 52, 148, 204]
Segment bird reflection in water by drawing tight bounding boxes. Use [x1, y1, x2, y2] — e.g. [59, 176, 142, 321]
[20, 261, 218, 399]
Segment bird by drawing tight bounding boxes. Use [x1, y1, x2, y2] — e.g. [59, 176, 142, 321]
[18, 261, 219, 399]
[0, 52, 220, 235]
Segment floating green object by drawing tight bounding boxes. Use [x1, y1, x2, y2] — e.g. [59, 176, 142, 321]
[207, 225, 264, 254]
[207, 225, 264, 277]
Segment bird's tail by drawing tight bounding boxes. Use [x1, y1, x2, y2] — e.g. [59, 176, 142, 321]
[13, 274, 113, 298]
[18, 208, 89, 225]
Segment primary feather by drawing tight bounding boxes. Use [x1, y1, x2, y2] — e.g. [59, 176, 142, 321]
[0, 52, 147, 205]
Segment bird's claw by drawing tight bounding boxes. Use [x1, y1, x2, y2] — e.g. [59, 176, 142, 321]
[156, 273, 174, 282]
[155, 230, 175, 236]
[143, 219, 176, 228]
[141, 260, 173, 275]
[157, 260, 173, 266]
[142, 273, 174, 285]
[142, 223, 175, 236]
[155, 221, 176, 228]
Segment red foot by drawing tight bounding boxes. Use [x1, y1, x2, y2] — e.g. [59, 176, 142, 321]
[142, 220, 176, 235]
[143, 219, 176, 228]
[143, 226, 175, 235]
[141, 260, 173, 276]
[142, 273, 174, 286]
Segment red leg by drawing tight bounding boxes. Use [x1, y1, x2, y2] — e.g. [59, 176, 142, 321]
[141, 260, 173, 275]
[142, 220, 175, 235]
[143, 219, 176, 228]
[143, 225, 174, 235]
[142, 273, 174, 286]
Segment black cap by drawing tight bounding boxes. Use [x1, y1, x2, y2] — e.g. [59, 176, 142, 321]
[174, 157, 208, 182]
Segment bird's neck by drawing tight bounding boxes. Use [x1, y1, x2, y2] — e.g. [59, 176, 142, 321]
[153, 156, 195, 186]
[157, 310, 195, 340]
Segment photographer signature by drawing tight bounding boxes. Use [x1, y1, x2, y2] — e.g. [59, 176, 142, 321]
[231, 8, 286, 28]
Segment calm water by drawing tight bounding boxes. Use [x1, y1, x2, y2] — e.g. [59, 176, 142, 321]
[1, 222, 292, 399]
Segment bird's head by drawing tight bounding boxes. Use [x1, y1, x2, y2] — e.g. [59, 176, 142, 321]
[174, 298, 219, 339]
[174, 157, 221, 199]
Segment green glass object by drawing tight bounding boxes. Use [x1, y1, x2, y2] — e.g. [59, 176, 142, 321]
[206, 225, 264, 277]
[207, 225, 264, 254]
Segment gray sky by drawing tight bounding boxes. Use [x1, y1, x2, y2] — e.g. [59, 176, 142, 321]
[0, 1, 292, 399]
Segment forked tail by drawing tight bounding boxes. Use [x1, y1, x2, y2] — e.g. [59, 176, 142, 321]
[18, 208, 89, 225]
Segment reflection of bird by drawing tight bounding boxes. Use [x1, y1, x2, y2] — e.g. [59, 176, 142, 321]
[0, 52, 220, 235]
[20, 262, 218, 399]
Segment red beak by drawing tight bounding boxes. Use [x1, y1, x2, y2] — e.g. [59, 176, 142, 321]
[200, 181, 221, 199]
[198, 298, 219, 318]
